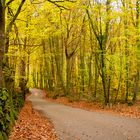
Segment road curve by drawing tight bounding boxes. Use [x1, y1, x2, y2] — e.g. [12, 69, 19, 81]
[28, 88, 140, 140]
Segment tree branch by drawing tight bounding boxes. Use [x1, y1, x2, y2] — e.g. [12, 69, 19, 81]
[6, 0, 26, 36]
[48, 0, 69, 10]
[31, 0, 75, 10]
[6, 0, 14, 7]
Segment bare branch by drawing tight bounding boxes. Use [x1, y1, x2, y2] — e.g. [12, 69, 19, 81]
[48, 0, 70, 10]
[31, 0, 76, 4]
[31, 0, 76, 10]
[6, 0, 14, 7]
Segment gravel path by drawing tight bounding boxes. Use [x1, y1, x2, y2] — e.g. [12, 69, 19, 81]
[29, 88, 140, 140]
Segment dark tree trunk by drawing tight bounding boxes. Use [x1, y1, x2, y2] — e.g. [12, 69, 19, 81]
[66, 57, 71, 95]
[0, 1, 5, 88]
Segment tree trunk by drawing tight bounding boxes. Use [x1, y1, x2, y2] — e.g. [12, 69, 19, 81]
[27, 53, 30, 82]
[53, 36, 65, 93]
[0, 1, 5, 88]
[114, 51, 123, 104]
[80, 39, 85, 93]
[66, 57, 71, 95]
[124, 2, 129, 103]
[100, 48, 108, 104]
[133, 0, 140, 102]
[19, 37, 27, 99]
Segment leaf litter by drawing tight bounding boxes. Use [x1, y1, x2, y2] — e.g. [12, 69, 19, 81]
[9, 100, 58, 140]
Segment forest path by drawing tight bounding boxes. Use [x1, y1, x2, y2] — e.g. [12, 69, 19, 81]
[29, 88, 140, 140]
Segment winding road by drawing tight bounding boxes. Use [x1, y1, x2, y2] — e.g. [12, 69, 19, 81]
[28, 89, 140, 140]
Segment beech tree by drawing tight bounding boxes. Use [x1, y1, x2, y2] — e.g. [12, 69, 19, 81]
[0, 0, 5, 88]
[3, 0, 140, 105]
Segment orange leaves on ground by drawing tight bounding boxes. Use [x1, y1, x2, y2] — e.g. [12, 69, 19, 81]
[9, 100, 58, 140]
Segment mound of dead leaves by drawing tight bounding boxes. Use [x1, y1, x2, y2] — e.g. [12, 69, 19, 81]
[9, 100, 58, 140]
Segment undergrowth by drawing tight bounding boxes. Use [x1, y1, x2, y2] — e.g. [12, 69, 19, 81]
[0, 88, 25, 140]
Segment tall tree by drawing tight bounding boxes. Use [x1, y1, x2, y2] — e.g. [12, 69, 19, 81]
[5, 0, 26, 65]
[0, 0, 5, 88]
[133, 0, 140, 101]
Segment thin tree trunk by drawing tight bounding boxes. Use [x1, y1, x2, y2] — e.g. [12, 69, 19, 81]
[123, 2, 129, 102]
[27, 53, 30, 82]
[114, 51, 123, 104]
[80, 39, 85, 93]
[133, 71, 139, 102]
[66, 57, 71, 95]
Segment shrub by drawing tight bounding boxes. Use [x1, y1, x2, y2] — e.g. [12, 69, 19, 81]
[0, 88, 25, 140]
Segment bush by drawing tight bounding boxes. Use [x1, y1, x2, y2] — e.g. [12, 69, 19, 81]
[0, 88, 25, 140]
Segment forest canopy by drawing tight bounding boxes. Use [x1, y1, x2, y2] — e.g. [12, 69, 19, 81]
[0, 0, 140, 105]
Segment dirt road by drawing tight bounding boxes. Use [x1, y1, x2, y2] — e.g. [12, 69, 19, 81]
[29, 89, 140, 140]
